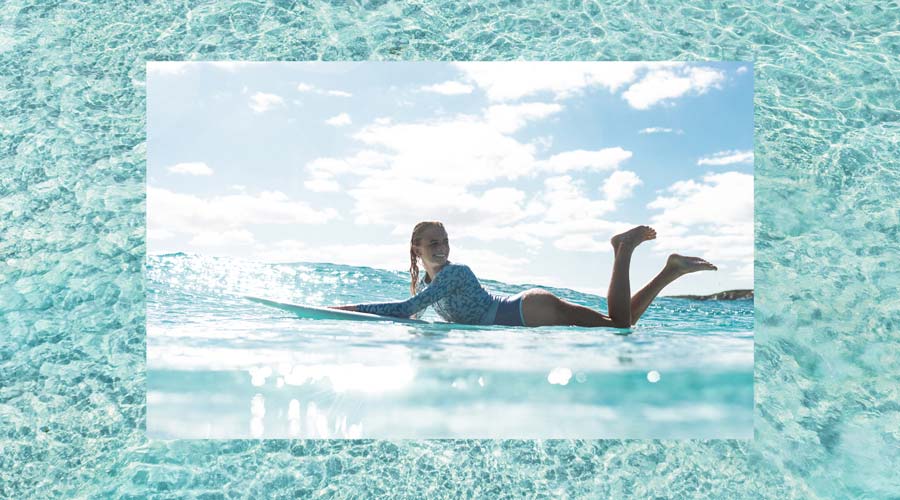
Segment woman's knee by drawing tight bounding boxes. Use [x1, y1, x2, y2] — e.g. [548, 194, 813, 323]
[610, 313, 631, 328]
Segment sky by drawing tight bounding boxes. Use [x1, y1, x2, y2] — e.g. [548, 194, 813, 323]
[146, 62, 753, 296]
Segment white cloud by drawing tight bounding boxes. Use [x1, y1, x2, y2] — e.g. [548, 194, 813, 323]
[602, 170, 642, 204]
[532, 135, 554, 151]
[686, 66, 726, 90]
[453, 62, 661, 101]
[285, 72, 695, 259]
[351, 117, 537, 186]
[652, 231, 754, 264]
[736, 66, 749, 74]
[189, 229, 256, 247]
[450, 224, 544, 249]
[148, 228, 175, 241]
[420, 81, 475, 95]
[639, 127, 671, 134]
[697, 150, 754, 166]
[510, 219, 628, 250]
[480, 187, 526, 206]
[647, 172, 753, 266]
[249, 92, 285, 113]
[296, 82, 352, 97]
[306, 151, 389, 175]
[147, 187, 339, 242]
[731, 261, 754, 281]
[480, 176, 632, 254]
[485, 102, 563, 134]
[553, 234, 610, 253]
[639, 127, 683, 135]
[303, 178, 341, 193]
[447, 246, 546, 285]
[167, 162, 213, 176]
[622, 67, 725, 110]
[304, 150, 390, 192]
[540, 147, 632, 174]
[648, 172, 752, 227]
[325, 113, 352, 126]
[347, 177, 530, 227]
[536, 175, 616, 224]
[453, 62, 725, 111]
[312, 112, 638, 252]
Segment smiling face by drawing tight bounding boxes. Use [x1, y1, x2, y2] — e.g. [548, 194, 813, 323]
[413, 225, 450, 267]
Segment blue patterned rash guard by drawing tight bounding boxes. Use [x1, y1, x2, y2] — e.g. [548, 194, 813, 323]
[355, 263, 501, 325]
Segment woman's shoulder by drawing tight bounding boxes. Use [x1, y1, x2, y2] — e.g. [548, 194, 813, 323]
[437, 262, 476, 279]
[444, 262, 471, 271]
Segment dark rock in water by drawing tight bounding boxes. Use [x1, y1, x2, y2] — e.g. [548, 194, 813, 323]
[669, 289, 754, 301]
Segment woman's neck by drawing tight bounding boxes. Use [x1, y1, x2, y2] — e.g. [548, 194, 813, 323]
[423, 261, 448, 282]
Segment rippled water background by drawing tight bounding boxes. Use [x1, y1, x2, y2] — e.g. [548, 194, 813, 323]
[147, 254, 752, 439]
[2, 1, 898, 498]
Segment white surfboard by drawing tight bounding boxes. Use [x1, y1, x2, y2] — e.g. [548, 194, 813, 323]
[245, 296, 431, 324]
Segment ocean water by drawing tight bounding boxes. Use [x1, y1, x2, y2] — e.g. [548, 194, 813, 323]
[3, 1, 899, 499]
[147, 254, 753, 439]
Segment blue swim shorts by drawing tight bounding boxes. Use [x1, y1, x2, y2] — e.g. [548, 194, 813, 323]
[493, 291, 527, 327]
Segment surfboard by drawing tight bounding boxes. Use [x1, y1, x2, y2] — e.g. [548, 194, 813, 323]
[245, 296, 431, 324]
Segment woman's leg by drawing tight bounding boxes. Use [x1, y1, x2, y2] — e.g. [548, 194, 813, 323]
[628, 254, 717, 324]
[607, 226, 657, 327]
[520, 226, 656, 328]
[521, 289, 617, 327]
[521, 227, 716, 328]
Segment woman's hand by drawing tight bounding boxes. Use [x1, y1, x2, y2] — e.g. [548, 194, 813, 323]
[328, 305, 358, 312]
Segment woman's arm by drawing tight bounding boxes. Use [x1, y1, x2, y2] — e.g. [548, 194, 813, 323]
[351, 265, 462, 318]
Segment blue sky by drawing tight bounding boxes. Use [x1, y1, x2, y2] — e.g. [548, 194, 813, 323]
[147, 62, 753, 295]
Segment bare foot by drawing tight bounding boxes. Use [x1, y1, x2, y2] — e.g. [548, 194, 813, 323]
[611, 225, 657, 252]
[665, 254, 717, 276]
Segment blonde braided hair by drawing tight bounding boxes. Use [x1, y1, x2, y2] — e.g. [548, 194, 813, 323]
[409, 221, 445, 296]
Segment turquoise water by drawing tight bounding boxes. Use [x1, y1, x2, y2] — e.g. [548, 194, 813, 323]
[3, 0, 899, 498]
[147, 254, 753, 439]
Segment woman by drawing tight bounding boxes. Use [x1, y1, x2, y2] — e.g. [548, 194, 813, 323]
[330, 221, 716, 327]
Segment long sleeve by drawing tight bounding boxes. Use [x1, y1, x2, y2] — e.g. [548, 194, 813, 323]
[355, 265, 466, 318]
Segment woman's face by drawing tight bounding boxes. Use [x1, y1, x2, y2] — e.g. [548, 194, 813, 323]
[415, 226, 449, 266]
